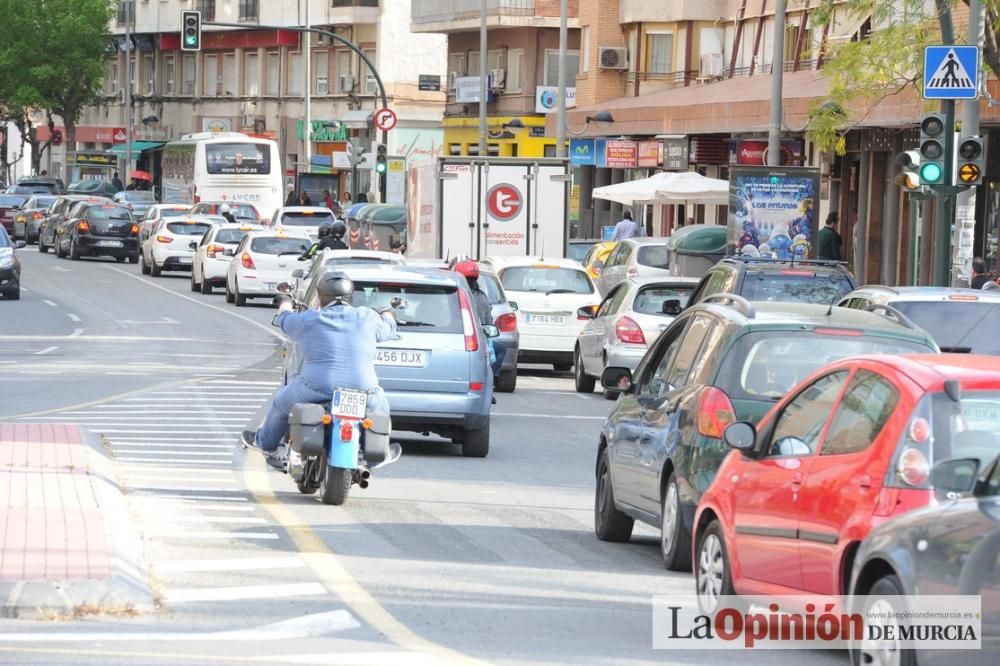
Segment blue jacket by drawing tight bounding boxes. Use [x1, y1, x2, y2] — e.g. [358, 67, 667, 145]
[278, 304, 397, 393]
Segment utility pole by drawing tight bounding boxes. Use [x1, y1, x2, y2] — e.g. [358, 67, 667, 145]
[555, 0, 568, 158]
[478, 1, 488, 157]
[766, 0, 786, 166]
[304, 0, 312, 174]
[956, 0, 985, 284]
[933, 0, 956, 286]
[124, 0, 133, 180]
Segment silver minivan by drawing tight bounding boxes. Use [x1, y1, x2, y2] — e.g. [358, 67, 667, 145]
[596, 237, 672, 296]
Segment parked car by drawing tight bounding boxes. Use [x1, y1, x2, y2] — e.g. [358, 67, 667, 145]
[290, 265, 495, 457]
[138, 204, 193, 242]
[594, 297, 940, 572]
[67, 180, 118, 198]
[686, 256, 856, 307]
[575, 277, 700, 395]
[11, 176, 65, 195]
[190, 223, 263, 294]
[581, 241, 617, 281]
[477, 267, 520, 393]
[692, 354, 1000, 613]
[839, 285, 1000, 354]
[480, 256, 601, 371]
[0, 226, 25, 300]
[53, 201, 139, 263]
[37, 195, 106, 254]
[225, 229, 312, 306]
[270, 206, 337, 239]
[596, 237, 672, 296]
[189, 201, 262, 225]
[0, 194, 29, 235]
[140, 216, 218, 276]
[12, 194, 58, 243]
[567, 238, 602, 263]
[850, 455, 1000, 666]
[112, 190, 157, 218]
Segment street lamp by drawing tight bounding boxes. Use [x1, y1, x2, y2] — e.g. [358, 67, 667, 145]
[566, 111, 615, 137]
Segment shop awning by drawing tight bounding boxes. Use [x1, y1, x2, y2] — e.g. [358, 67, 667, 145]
[109, 141, 165, 155]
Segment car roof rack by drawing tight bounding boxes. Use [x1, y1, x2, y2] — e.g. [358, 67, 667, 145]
[864, 303, 915, 329]
[701, 293, 756, 319]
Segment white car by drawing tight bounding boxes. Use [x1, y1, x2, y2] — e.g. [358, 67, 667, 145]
[292, 248, 407, 301]
[225, 230, 312, 306]
[480, 256, 601, 371]
[190, 223, 263, 294]
[269, 206, 337, 240]
[140, 215, 221, 277]
[137, 204, 191, 242]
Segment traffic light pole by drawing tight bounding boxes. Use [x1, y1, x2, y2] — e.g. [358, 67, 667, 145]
[932, 0, 956, 287]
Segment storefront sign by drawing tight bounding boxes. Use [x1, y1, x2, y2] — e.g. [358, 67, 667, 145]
[727, 166, 820, 258]
[534, 86, 577, 114]
[637, 141, 660, 168]
[202, 118, 232, 134]
[570, 139, 596, 167]
[386, 157, 406, 206]
[418, 75, 441, 91]
[296, 120, 349, 142]
[604, 140, 637, 169]
[733, 139, 804, 166]
[662, 138, 689, 171]
[70, 153, 116, 167]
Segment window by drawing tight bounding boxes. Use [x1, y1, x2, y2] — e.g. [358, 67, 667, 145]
[288, 52, 303, 96]
[143, 54, 155, 94]
[163, 55, 175, 95]
[203, 54, 218, 96]
[469, 50, 503, 78]
[222, 52, 236, 96]
[632, 286, 694, 316]
[688, 319, 727, 385]
[641, 322, 685, 396]
[580, 27, 590, 73]
[597, 285, 628, 318]
[646, 33, 674, 74]
[665, 315, 711, 390]
[265, 51, 280, 95]
[336, 50, 352, 91]
[129, 54, 137, 94]
[544, 49, 579, 86]
[363, 48, 377, 94]
[313, 50, 329, 95]
[506, 49, 523, 92]
[107, 61, 119, 95]
[821, 371, 899, 456]
[447, 52, 466, 89]
[244, 52, 259, 96]
[239, 0, 258, 21]
[767, 371, 850, 457]
[182, 53, 196, 95]
[197, 0, 215, 21]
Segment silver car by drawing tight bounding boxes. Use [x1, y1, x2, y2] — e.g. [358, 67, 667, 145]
[596, 237, 672, 296]
[838, 285, 1000, 354]
[13, 194, 58, 243]
[112, 190, 157, 218]
[574, 277, 700, 394]
[477, 268, 520, 393]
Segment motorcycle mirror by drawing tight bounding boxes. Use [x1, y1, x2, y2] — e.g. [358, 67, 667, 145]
[482, 324, 500, 338]
[275, 281, 294, 294]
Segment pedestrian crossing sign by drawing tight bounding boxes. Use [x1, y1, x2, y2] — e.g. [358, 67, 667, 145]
[924, 45, 979, 100]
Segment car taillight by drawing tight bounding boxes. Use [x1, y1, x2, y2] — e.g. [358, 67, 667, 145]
[897, 448, 930, 486]
[615, 316, 646, 345]
[885, 395, 935, 489]
[241, 252, 256, 270]
[33, 212, 41, 220]
[457, 289, 479, 352]
[207, 244, 225, 258]
[696, 386, 736, 439]
[155, 235, 172, 243]
[77, 220, 91, 233]
[470, 382, 484, 391]
[496, 312, 517, 332]
[130, 224, 139, 235]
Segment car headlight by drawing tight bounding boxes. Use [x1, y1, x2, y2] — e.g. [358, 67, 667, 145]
[0, 253, 14, 269]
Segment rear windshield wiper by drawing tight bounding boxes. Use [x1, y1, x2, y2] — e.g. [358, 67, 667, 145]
[939, 346, 973, 353]
[396, 320, 435, 327]
[545, 288, 576, 295]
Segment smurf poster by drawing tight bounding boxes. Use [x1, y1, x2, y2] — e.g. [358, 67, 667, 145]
[727, 166, 821, 259]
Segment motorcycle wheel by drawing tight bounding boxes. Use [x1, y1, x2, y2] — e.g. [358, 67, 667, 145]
[320, 465, 352, 505]
[297, 478, 320, 495]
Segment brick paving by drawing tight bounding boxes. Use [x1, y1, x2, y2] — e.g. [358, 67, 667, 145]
[0, 424, 111, 581]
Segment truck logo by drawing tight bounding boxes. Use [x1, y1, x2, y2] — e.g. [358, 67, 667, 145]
[486, 184, 522, 221]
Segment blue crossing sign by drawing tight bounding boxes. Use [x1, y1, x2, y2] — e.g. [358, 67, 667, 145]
[923, 45, 979, 100]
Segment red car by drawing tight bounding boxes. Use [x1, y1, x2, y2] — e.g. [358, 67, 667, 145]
[692, 354, 1000, 611]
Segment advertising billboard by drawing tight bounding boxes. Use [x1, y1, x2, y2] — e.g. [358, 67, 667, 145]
[728, 166, 820, 259]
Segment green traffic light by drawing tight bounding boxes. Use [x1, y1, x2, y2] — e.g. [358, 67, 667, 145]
[375, 164, 387, 174]
[920, 163, 942, 183]
[185, 35, 197, 46]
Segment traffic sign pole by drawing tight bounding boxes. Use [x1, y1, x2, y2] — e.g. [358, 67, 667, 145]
[930, 1, 957, 286]
[956, 0, 986, 286]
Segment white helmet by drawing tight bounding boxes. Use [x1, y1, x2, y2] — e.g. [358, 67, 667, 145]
[219, 204, 232, 215]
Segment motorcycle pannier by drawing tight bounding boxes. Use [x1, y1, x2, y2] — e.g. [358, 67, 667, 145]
[288, 403, 327, 457]
[363, 409, 392, 465]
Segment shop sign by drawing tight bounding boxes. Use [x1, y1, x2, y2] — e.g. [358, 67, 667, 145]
[570, 139, 596, 167]
[663, 138, 689, 170]
[734, 139, 804, 166]
[71, 153, 116, 167]
[637, 141, 660, 167]
[534, 86, 577, 114]
[604, 140, 637, 169]
[296, 120, 349, 142]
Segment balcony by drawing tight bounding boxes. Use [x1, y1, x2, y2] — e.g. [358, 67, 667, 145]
[619, 0, 727, 24]
[411, 0, 577, 33]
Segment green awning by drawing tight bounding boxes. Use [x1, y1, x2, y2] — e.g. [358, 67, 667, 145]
[109, 141, 165, 154]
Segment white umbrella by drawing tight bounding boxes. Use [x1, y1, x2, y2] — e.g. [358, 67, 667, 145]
[591, 172, 679, 206]
[592, 171, 729, 206]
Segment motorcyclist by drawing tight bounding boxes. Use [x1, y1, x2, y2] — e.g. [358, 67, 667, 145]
[219, 203, 237, 225]
[241, 272, 400, 467]
[300, 220, 349, 261]
[454, 260, 505, 384]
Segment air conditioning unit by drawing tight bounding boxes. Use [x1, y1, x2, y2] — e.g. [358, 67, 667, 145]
[242, 113, 256, 129]
[489, 68, 506, 90]
[365, 74, 376, 95]
[700, 53, 723, 77]
[338, 74, 354, 93]
[316, 75, 329, 95]
[598, 47, 628, 70]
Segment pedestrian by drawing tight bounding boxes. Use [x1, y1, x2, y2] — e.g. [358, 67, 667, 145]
[125, 179, 137, 191]
[341, 191, 351, 207]
[111, 171, 124, 192]
[298, 190, 312, 206]
[817, 211, 842, 261]
[971, 257, 990, 289]
[610, 210, 642, 241]
[39, 170, 48, 176]
[355, 192, 367, 204]
[322, 189, 333, 209]
[284, 183, 297, 207]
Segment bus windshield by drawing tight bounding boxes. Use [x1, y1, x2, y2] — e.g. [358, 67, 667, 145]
[206, 143, 271, 175]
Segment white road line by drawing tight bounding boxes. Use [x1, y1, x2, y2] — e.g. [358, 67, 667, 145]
[43, 299, 58, 307]
[110, 437, 237, 443]
[491, 412, 606, 419]
[148, 391, 276, 397]
[121, 398, 269, 403]
[273, 653, 434, 666]
[67, 313, 82, 322]
[69, 328, 84, 338]
[160, 515, 268, 525]
[146, 530, 279, 540]
[33, 346, 58, 355]
[117, 459, 235, 466]
[123, 467, 234, 475]
[68, 409, 259, 414]
[155, 556, 304, 573]
[140, 494, 249, 502]
[164, 582, 325, 603]
[98, 430, 243, 434]
[30, 418, 250, 424]
[115, 450, 233, 457]
[116, 443, 236, 450]
[125, 476, 237, 484]
[134, 504, 256, 512]
[203, 380, 281, 386]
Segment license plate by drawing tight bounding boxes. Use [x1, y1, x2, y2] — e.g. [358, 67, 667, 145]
[177, 256, 192, 264]
[332, 388, 367, 420]
[97, 240, 123, 248]
[524, 312, 567, 326]
[265, 282, 276, 291]
[374, 349, 427, 367]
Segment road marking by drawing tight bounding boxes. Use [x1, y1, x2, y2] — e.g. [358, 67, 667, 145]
[126, 475, 238, 484]
[117, 443, 236, 450]
[74, 409, 259, 414]
[273, 653, 440, 666]
[67, 313, 82, 322]
[43, 299, 58, 307]
[111, 437, 238, 442]
[121, 317, 180, 325]
[115, 450, 234, 457]
[69, 328, 84, 338]
[118, 459, 235, 466]
[146, 530, 279, 540]
[203, 380, 281, 386]
[164, 582, 326, 604]
[143, 494, 249, 502]
[99, 429, 244, 434]
[124, 467, 234, 475]
[122, 398, 268, 403]
[492, 412, 606, 420]
[33, 346, 58, 356]
[162, 515, 268, 524]
[31, 417, 250, 423]
[150, 391, 276, 397]
[0, 334, 273, 343]
[155, 556, 305, 573]
[133, 503, 256, 512]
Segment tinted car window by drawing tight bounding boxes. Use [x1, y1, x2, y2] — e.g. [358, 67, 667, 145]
[637, 245, 669, 269]
[600, 285, 629, 316]
[279, 211, 335, 226]
[633, 286, 694, 315]
[0, 195, 29, 207]
[478, 273, 507, 305]
[891, 300, 1000, 354]
[120, 191, 156, 203]
[160, 208, 189, 219]
[500, 266, 593, 294]
[214, 228, 251, 244]
[739, 272, 854, 304]
[354, 282, 461, 333]
[167, 222, 212, 236]
[767, 371, 850, 456]
[250, 237, 311, 255]
[28, 196, 58, 210]
[83, 205, 132, 219]
[642, 326, 685, 396]
[821, 370, 899, 455]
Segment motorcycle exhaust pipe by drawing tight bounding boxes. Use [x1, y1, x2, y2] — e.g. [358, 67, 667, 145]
[360, 469, 371, 480]
[359, 479, 369, 489]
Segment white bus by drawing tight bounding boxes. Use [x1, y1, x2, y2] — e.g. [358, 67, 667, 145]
[161, 132, 283, 220]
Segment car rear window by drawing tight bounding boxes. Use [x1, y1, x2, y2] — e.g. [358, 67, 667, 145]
[637, 245, 669, 269]
[740, 271, 854, 304]
[478, 273, 507, 305]
[251, 237, 311, 255]
[567, 242, 596, 262]
[0, 195, 28, 207]
[632, 286, 693, 316]
[123, 191, 156, 202]
[31, 196, 58, 209]
[167, 222, 212, 235]
[160, 208, 189, 218]
[500, 266, 593, 294]
[279, 211, 335, 226]
[928, 391, 1000, 464]
[718, 330, 933, 401]
[353, 281, 462, 333]
[86, 205, 132, 220]
[890, 300, 1000, 354]
[214, 228, 250, 244]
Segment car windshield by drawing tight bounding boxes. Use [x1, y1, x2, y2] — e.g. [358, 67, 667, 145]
[279, 211, 334, 226]
[86, 205, 132, 220]
[122, 191, 156, 202]
[0, 195, 28, 207]
[214, 228, 251, 244]
[637, 245, 670, 269]
[500, 266, 593, 294]
[251, 237, 311, 255]
[740, 272, 854, 304]
[567, 242, 596, 262]
[719, 331, 933, 401]
[929, 391, 1000, 464]
[478, 273, 507, 305]
[167, 222, 212, 235]
[632, 286, 694, 316]
[160, 208, 189, 218]
[891, 300, 1000, 354]
[353, 282, 461, 332]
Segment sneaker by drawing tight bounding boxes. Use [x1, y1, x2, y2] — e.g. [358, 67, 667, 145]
[240, 430, 257, 449]
[264, 444, 288, 472]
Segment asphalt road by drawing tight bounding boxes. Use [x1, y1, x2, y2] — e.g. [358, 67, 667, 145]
[0, 248, 846, 665]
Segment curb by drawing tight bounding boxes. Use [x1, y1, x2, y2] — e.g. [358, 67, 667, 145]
[0, 428, 154, 619]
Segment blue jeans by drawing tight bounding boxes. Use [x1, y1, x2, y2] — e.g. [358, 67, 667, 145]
[490, 339, 507, 377]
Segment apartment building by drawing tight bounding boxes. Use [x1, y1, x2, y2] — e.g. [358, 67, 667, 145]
[43, 0, 447, 192]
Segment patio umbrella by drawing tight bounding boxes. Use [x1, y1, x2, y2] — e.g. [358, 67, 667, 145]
[591, 172, 678, 206]
[129, 169, 153, 181]
[592, 171, 729, 206]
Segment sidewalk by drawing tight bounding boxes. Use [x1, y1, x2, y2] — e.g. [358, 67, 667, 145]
[0, 424, 152, 618]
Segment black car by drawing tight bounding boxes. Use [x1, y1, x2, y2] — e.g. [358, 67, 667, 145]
[54, 201, 139, 263]
[850, 455, 1000, 666]
[38, 195, 107, 254]
[11, 176, 65, 195]
[0, 226, 24, 300]
[685, 256, 857, 307]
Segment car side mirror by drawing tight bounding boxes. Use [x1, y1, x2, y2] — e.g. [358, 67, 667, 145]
[577, 305, 597, 320]
[291, 268, 304, 279]
[662, 299, 683, 316]
[15, 240, 26, 249]
[482, 324, 499, 338]
[508, 301, 518, 311]
[188, 241, 198, 250]
[600, 366, 633, 393]
[929, 458, 980, 495]
[223, 248, 235, 257]
[723, 422, 757, 452]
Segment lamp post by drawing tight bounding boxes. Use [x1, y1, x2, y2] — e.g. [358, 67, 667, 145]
[565, 111, 615, 136]
[478, 1, 488, 157]
[555, 0, 568, 158]
[124, 0, 133, 180]
[766, 0, 786, 166]
[304, 0, 312, 174]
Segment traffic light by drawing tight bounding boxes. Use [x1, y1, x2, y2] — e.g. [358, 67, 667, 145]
[375, 144, 387, 175]
[346, 141, 366, 167]
[181, 10, 201, 52]
[919, 113, 947, 186]
[956, 136, 984, 186]
[894, 150, 921, 192]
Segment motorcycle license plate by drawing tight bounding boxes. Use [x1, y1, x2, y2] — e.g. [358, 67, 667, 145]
[332, 388, 367, 420]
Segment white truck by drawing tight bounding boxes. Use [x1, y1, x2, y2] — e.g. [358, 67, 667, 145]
[406, 157, 569, 260]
